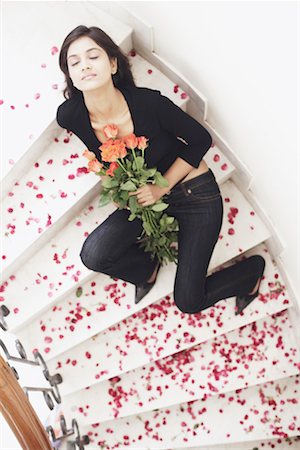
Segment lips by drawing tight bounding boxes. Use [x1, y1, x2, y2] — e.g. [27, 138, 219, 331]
[82, 74, 96, 80]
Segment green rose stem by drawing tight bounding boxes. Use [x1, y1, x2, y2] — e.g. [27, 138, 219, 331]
[131, 148, 138, 167]
[116, 158, 127, 173]
[142, 209, 176, 265]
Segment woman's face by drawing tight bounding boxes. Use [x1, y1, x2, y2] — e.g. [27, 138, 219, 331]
[66, 36, 116, 92]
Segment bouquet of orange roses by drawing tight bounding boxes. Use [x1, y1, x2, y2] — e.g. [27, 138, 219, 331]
[82, 124, 178, 266]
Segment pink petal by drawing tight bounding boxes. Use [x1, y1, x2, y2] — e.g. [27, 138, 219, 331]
[51, 46, 58, 55]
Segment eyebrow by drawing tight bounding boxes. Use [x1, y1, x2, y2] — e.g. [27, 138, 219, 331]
[67, 48, 101, 59]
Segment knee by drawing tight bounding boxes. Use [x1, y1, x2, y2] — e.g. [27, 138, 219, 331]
[79, 245, 95, 271]
[254, 255, 266, 271]
[173, 290, 206, 314]
[79, 246, 93, 270]
[79, 239, 109, 272]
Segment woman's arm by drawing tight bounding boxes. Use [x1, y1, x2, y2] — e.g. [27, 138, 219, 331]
[128, 157, 194, 207]
[160, 157, 195, 194]
[154, 90, 213, 169]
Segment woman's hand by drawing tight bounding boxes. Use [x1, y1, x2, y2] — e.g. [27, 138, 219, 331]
[129, 184, 168, 207]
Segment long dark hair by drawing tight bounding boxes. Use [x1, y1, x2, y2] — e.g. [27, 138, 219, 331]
[58, 25, 136, 99]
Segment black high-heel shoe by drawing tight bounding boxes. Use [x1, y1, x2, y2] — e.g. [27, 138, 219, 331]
[235, 256, 266, 316]
[135, 263, 161, 304]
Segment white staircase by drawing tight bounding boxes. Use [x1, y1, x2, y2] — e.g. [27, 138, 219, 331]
[1, 4, 299, 450]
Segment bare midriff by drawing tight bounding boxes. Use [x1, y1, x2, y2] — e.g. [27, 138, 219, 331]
[180, 158, 209, 183]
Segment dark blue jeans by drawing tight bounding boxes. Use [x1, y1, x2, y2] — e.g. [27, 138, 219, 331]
[80, 168, 265, 313]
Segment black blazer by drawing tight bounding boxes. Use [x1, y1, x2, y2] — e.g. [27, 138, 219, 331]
[56, 85, 212, 175]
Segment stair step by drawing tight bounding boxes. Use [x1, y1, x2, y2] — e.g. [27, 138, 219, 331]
[5, 178, 270, 334]
[1, 48, 233, 281]
[175, 436, 300, 450]
[1, 2, 133, 189]
[129, 51, 190, 105]
[30, 243, 290, 397]
[66, 374, 300, 448]
[60, 309, 299, 425]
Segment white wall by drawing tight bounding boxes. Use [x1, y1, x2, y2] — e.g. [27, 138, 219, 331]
[123, 0, 299, 298]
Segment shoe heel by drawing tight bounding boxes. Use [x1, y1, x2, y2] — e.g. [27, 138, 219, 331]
[134, 263, 161, 304]
[235, 257, 265, 315]
[235, 290, 260, 316]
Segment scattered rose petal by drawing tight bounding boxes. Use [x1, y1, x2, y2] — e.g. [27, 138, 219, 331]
[51, 46, 58, 55]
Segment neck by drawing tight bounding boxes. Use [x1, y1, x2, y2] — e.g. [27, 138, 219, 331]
[83, 83, 121, 121]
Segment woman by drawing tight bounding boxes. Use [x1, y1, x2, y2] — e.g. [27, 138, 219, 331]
[56, 25, 265, 314]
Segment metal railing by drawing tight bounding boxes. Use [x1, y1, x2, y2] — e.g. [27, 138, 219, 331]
[0, 305, 90, 449]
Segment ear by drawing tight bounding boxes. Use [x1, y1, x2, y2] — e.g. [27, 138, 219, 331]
[111, 57, 118, 74]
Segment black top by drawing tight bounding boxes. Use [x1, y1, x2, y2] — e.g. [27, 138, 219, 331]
[56, 85, 212, 176]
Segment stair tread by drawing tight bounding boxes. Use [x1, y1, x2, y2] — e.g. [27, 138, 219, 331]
[61, 309, 300, 425]
[65, 372, 300, 447]
[175, 436, 300, 450]
[5, 179, 270, 333]
[35, 243, 291, 397]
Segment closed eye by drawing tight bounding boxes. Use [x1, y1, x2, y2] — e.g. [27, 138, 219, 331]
[71, 56, 99, 67]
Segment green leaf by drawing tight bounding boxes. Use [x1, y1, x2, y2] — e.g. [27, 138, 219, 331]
[120, 180, 137, 191]
[158, 236, 167, 245]
[120, 190, 129, 201]
[154, 172, 169, 188]
[98, 192, 111, 207]
[101, 177, 113, 188]
[143, 221, 152, 236]
[151, 202, 169, 212]
[166, 216, 175, 224]
[110, 179, 120, 188]
[125, 159, 133, 169]
[140, 168, 156, 179]
[133, 156, 145, 171]
[76, 287, 83, 297]
[128, 213, 136, 221]
[147, 168, 157, 177]
[129, 195, 138, 213]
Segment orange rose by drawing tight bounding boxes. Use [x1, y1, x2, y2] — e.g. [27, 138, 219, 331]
[82, 149, 96, 161]
[100, 139, 127, 162]
[123, 133, 138, 149]
[88, 159, 103, 173]
[103, 124, 119, 139]
[137, 136, 149, 151]
[106, 162, 120, 177]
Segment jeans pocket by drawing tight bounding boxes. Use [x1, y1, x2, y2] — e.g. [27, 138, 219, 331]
[184, 179, 221, 201]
